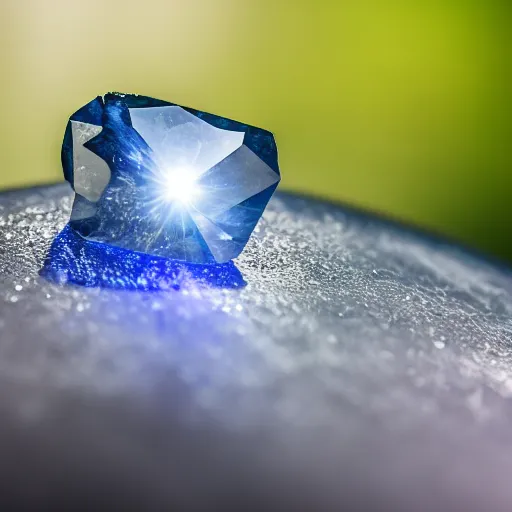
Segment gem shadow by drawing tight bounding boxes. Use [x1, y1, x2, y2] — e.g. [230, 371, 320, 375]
[40, 225, 246, 291]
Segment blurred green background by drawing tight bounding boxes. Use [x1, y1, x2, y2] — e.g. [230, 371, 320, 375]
[1, 1, 511, 259]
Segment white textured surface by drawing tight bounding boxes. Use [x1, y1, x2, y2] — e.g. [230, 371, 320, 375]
[0, 183, 512, 510]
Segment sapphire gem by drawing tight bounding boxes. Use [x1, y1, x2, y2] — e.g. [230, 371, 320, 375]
[62, 93, 280, 264]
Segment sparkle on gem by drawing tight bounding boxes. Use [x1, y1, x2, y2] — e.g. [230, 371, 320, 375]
[159, 166, 201, 205]
[61, 93, 280, 264]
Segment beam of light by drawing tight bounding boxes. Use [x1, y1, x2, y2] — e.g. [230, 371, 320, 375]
[142, 163, 205, 257]
[161, 166, 202, 205]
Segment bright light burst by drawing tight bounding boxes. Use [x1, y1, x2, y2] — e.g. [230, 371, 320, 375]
[160, 166, 201, 205]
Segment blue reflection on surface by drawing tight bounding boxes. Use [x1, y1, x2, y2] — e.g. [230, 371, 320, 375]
[41, 225, 246, 291]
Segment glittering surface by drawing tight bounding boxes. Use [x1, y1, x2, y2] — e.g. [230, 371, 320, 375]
[1, 184, 512, 510]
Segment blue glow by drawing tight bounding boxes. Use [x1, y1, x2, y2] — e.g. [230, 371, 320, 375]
[41, 225, 246, 291]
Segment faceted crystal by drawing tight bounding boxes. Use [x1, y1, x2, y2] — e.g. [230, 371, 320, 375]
[62, 93, 280, 264]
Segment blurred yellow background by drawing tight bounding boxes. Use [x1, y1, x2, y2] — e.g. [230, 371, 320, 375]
[1, 1, 510, 259]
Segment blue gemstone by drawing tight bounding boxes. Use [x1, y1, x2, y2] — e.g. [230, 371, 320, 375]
[62, 93, 280, 264]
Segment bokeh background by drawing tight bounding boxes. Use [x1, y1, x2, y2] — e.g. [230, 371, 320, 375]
[1, 1, 510, 259]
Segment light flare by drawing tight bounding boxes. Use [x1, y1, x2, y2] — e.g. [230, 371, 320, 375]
[160, 166, 202, 205]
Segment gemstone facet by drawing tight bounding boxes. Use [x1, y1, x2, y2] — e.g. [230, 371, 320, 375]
[62, 93, 280, 264]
